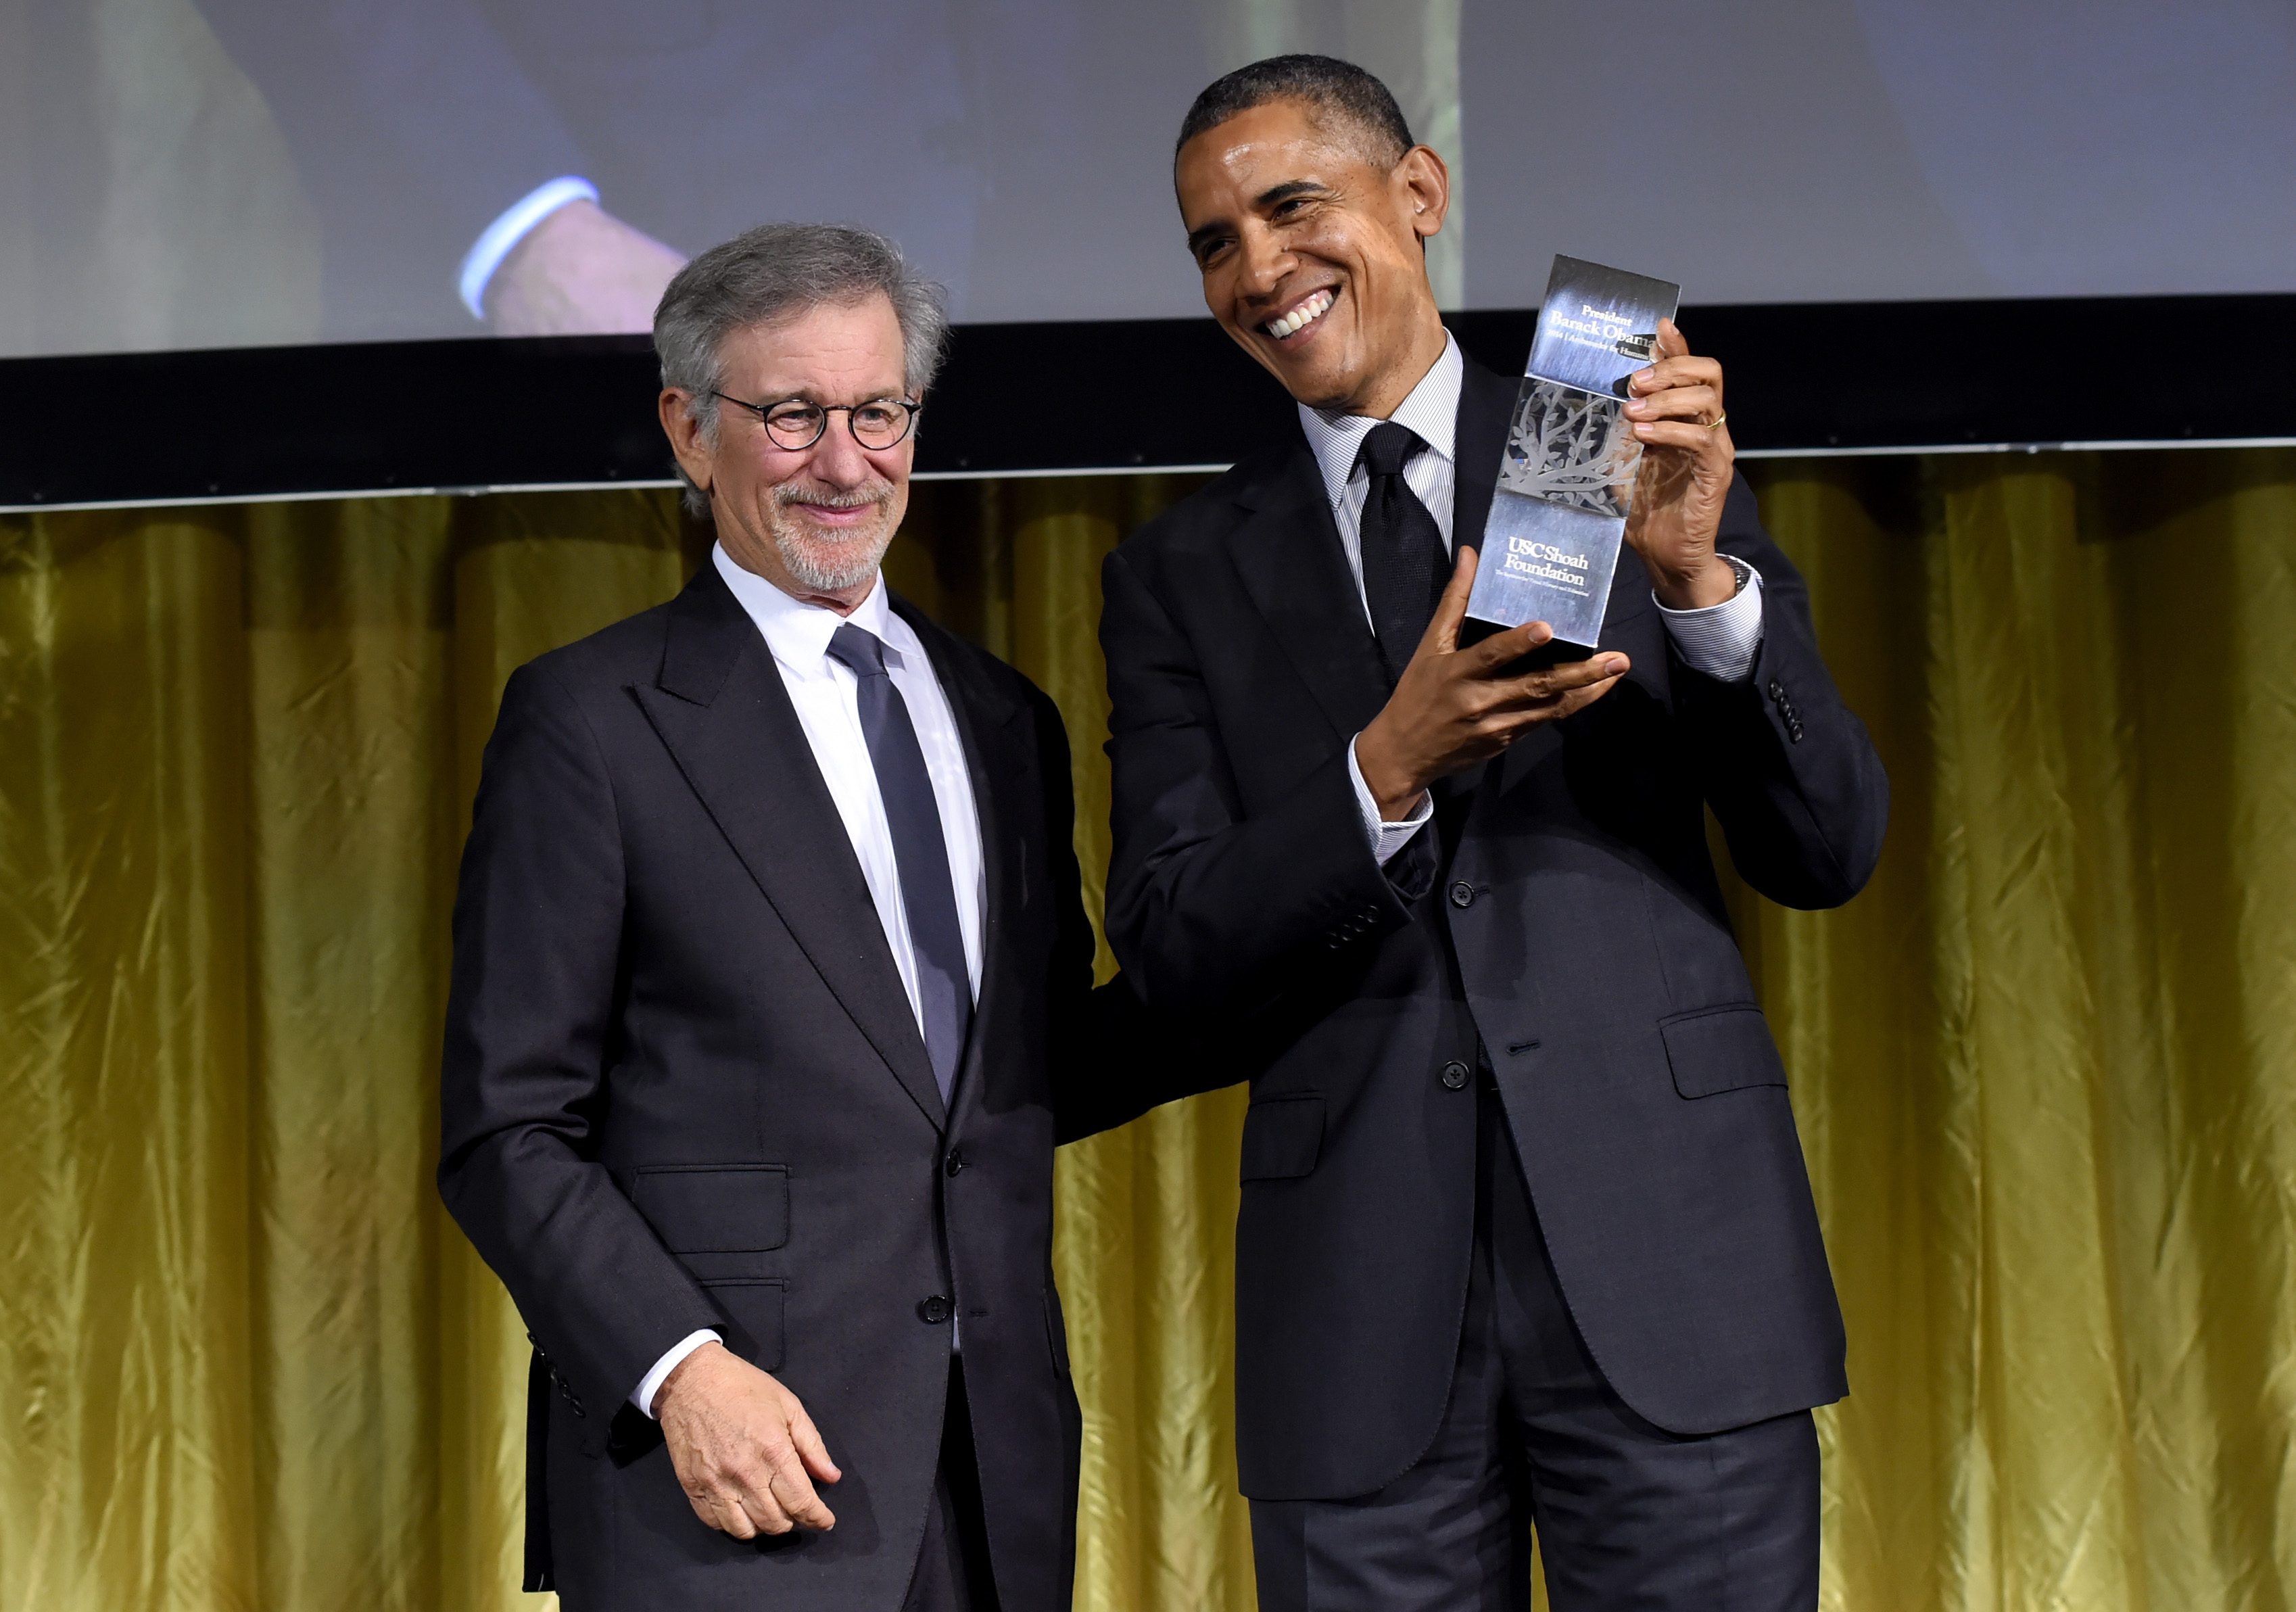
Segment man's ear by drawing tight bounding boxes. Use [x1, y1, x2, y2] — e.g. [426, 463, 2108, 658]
[1396, 144, 1451, 243]
[658, 388, 713, 498]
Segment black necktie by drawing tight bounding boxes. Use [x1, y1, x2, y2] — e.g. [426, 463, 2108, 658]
[1356, 421, 1450, 686]
[826, 623, 972, 1106]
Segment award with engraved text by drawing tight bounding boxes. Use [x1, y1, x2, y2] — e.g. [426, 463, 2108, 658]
[1465, 256, 1680, 649]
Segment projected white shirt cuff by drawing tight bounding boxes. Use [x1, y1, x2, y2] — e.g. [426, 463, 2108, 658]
[456, 176, 600, 320]
[633, 1327, 721, 1418]
[1656, 555, 1765, 684]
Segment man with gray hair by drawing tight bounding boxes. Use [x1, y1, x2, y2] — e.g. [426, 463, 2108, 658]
[439, 222, 1120, 1610]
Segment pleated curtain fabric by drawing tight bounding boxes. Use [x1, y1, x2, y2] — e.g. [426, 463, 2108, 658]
[5, 451, 2296, 1612]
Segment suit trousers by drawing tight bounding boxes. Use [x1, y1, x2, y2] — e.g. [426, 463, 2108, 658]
[903, 1356, 1003, 1612]
[1248, 1074, 1820, 1612]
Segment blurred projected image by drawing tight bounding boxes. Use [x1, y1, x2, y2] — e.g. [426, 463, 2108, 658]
[5, 0, 1481, 354]
[1, 0, 2290, 358]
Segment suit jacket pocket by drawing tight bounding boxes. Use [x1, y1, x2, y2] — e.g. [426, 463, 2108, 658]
[700, 1278, 788, 1373]
[1658, 1004, 1788, 1099]
[630, 1164, 790, 1252]
[1239, 1094, 1325, 1182]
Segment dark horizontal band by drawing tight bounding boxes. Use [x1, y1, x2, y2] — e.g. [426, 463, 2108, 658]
[2, 293, 2290, 508]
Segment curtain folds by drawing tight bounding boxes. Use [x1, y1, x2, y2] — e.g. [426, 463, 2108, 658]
[2, 449, 2292, 1611]
[1738, 450, 2296, 1611]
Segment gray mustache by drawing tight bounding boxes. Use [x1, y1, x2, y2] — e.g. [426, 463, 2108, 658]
[774, 482, 892, 514]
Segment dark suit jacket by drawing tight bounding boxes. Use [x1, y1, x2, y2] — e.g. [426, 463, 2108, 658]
[1097, 354, 1890, 1502]
[438, 559, 1098, 1609]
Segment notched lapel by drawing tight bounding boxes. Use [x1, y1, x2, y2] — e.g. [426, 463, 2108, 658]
[1451, 357, 1517, 559]
[1230, 445, 1391, 742]
[633, 567, 947, 1131]
[891, 596, 1028, 1123]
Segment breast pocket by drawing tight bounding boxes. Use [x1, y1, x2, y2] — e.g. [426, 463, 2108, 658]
[1239, 1094, 1325, 1182]
[1658, 1005, 1789, 1099]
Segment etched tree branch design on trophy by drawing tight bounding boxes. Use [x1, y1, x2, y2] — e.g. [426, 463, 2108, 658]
[1496, 378, 1642, 518]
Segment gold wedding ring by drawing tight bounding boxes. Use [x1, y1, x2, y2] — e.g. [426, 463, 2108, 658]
[1705, 411, 1728, 430]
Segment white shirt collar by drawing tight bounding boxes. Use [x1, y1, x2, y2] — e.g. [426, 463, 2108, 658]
[1297, 331, 1464, 511]
[712, 541, 901, 682]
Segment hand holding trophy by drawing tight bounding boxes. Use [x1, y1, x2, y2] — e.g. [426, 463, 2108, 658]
[1622, 317, 1739, 611]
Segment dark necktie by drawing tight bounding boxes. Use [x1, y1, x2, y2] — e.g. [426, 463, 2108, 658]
[1357, 421, 1450, 686]
[826, 623, 972, 1106]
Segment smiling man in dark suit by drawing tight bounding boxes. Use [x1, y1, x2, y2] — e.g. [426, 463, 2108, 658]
[1097, 57, 1891, 1612]
[438, 222, 1103, 1611]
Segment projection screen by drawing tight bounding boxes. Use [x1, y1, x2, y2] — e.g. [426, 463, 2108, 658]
[1, 0, 2290, 360]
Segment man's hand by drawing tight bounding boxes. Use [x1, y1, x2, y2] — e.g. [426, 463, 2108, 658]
[1354, 547, 1629, 820]
[654, 1340, 841, 1538]
[486, 199, 688, 336]
[1622, 317, 1737, 610]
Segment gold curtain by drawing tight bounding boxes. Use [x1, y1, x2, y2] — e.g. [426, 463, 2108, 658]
[3, 450, 2293, 1611]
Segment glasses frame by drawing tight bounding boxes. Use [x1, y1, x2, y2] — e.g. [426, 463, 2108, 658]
[710, 391, 923, 452]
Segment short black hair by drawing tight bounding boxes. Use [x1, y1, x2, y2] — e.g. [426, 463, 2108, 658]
[1176, 55, 1415, 170]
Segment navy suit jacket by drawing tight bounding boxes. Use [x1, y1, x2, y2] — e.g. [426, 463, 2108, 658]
[1098, 354, 1890, 1500]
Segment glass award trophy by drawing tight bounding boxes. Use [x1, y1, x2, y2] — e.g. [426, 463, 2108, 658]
[1465, 256, 1680, 650]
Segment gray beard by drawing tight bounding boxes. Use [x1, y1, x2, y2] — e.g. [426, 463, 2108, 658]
[768, 488, 896, 592]
[775, 523, 892, 592]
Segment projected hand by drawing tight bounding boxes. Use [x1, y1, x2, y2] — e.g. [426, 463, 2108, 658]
[1621, 318, 1736, 609]
[485, 199, 687, 336]
[1354, 548, 1629, 820]
[654, 1340, 840, 1538]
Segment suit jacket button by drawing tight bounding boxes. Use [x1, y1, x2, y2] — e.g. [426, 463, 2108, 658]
[919, 1295, 953, 1324]
[1449, 880, 1475, 908]
[944, 1149, 966, 1177]
[1440, 1060, 1471, 1090]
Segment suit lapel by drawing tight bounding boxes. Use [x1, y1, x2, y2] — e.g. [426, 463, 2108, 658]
[1429, 357, 1531, 804]
[1452, 357, 1517, 559]
[1228, 442, 1392, 742]
[631, 564, 947, 1131]
[1226, 358, 1535, 775]
[888, 594, 1027, 1122]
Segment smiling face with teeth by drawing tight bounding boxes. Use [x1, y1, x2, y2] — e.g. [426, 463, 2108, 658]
[1176, 98, 1452, 418]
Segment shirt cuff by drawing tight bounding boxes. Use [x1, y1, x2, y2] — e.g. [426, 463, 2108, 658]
[456, 176, 599, 319]
[1655, 556, 1765, 683]
[632, 1328, 721, 1418]
[1348, 734, 1433, 866]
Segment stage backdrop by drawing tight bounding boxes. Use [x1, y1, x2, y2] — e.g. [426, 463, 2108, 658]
[3, 449, 2294, 1611]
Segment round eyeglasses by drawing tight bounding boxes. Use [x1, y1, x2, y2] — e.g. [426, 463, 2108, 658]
[711, 392, 922, 452]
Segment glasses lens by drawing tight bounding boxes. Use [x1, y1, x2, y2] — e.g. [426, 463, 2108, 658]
[763, 403, 826, 448]
[849, 402, 911, 449]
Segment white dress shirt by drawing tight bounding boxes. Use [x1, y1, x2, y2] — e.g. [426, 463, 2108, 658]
[632, 544, 987, 1417]
[1301, 333, 1768, 864]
